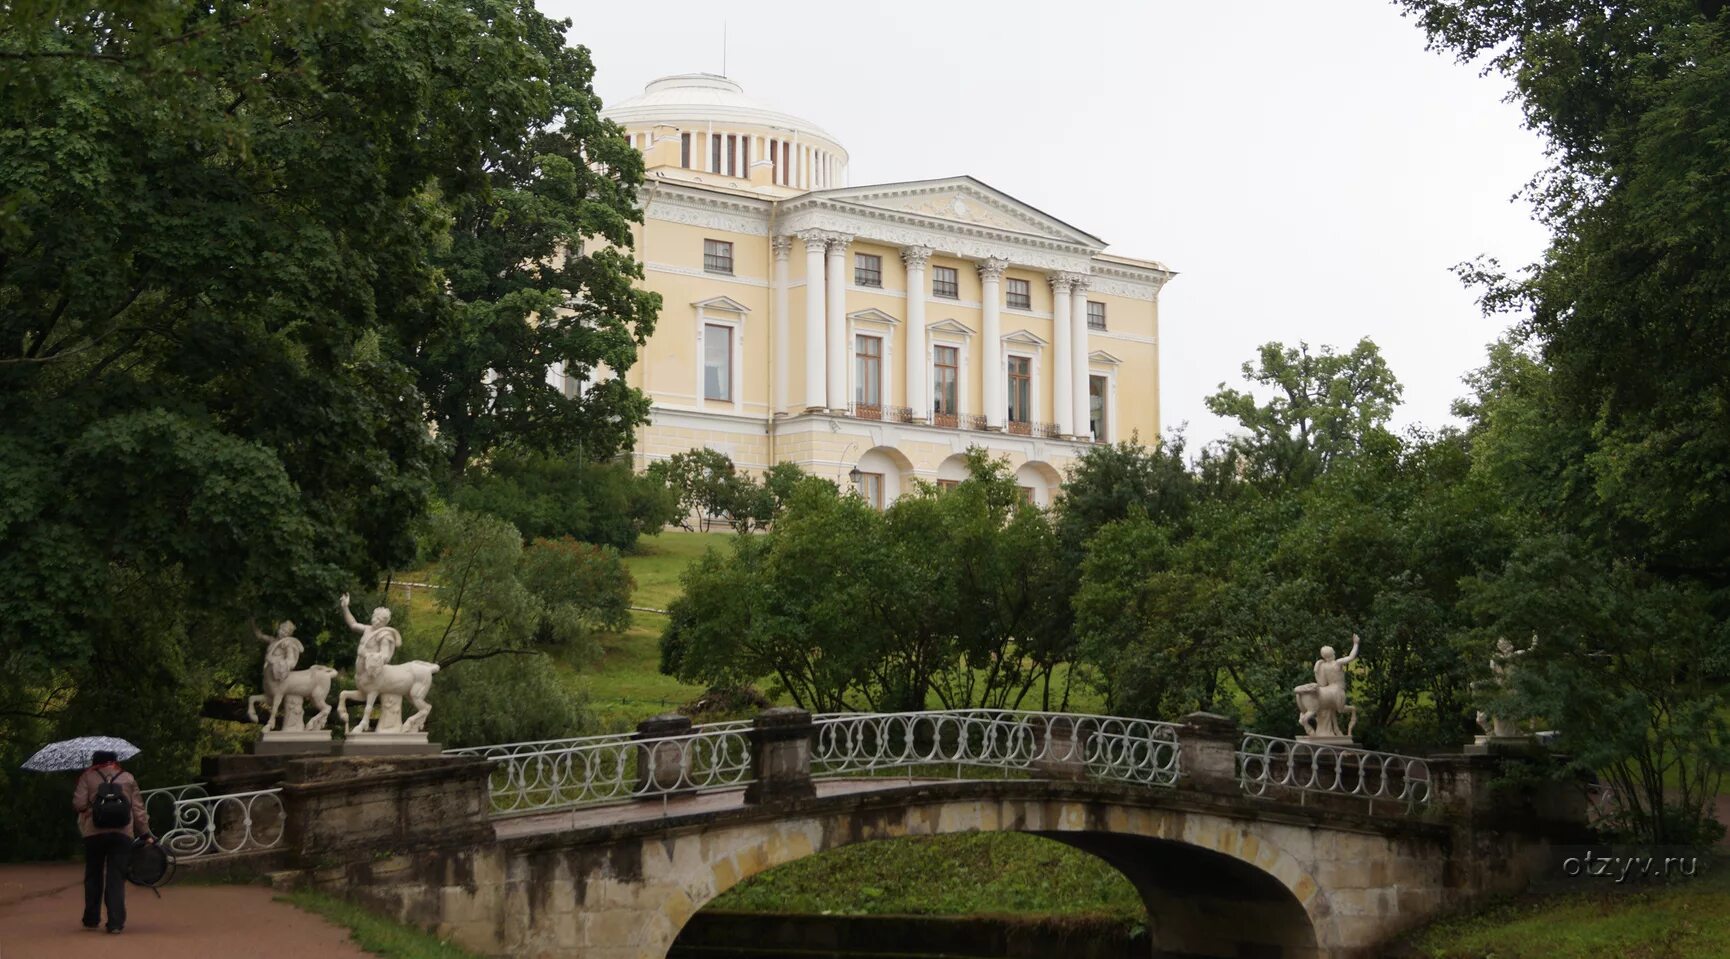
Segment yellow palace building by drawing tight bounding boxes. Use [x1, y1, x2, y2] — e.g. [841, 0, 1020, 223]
[585, 73, 1173, 506]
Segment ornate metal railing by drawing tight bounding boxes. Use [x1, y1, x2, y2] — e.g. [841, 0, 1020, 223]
[811, 710, 1181, 788]
[139, 782, 210, 838]
[1237, 734, 1431, 807]
[961, 413, 989, 431]
[1034, 422, 1062, 438]
[884, 405, 915, 424]
[160, 788, 287, 859]
[1006, 420, 1032, 436]
[478, 723, 755, 816]
[849, 402, 883, 421]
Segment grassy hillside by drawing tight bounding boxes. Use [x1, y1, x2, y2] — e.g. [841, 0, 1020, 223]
[1404, 862, 1730, 958]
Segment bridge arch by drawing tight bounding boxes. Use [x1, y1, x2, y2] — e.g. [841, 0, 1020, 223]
[638, 787, 1331, 959]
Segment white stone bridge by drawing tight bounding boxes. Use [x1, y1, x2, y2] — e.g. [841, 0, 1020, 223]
[170, 709, 1587, 959]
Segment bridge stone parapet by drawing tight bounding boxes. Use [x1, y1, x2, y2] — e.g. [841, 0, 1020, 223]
[257, 710, 1587, 959]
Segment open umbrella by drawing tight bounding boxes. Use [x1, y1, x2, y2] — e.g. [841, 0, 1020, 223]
[20, 736, 141, 772]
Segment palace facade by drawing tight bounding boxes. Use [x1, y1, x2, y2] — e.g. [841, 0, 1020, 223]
[586, 73, 1172, 506]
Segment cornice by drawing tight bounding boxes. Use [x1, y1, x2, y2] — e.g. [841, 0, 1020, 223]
[774, 200, 1096, 274]
[1088, 260, 1174, 300]
[643, 183, 772, 237]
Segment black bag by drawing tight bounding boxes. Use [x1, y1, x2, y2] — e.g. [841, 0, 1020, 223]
[90, 772, 131, 829]
[125, 838, 174, 892]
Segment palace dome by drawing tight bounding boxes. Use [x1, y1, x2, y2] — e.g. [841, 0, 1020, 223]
[603, 74, 845, 155]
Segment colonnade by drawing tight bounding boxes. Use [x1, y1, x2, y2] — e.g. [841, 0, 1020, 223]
[772, 230, 1095, 437]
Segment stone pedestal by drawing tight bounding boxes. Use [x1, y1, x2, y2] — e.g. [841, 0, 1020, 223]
[340, 732, 440, 756]
[1297, 735, 1357, 747]
[1466, 735, 1540, 756]
[636, 714, 694, 793]
[745, 707, 816, 805]
[281, 755, 493, 862]
[1177, 711, 1241, 795]
[1031, 716, 1090, 781]
[255, 730, 335, 756]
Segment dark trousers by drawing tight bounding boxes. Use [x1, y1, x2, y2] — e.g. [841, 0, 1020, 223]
[82, 833, 130, 930]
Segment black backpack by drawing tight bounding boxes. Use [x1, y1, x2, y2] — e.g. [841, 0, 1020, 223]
[90, 772, 131, 830]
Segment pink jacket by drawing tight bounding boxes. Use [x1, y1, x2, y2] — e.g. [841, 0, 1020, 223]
[72, 765, 150, 839]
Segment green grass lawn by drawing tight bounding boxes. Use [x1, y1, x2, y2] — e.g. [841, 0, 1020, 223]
[706, 832, 1145, 926]
[284, 890, 482, 958]
[1406, 862, 1730, 958]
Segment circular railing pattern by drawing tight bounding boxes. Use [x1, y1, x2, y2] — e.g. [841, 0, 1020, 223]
[812, 709, 1183, 787]
[1237, 733, 1431, 806]
[159, 788, 287, 858]
[480, 725, 754, 815]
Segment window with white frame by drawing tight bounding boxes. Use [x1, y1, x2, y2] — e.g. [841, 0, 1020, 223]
[703, 324, 732, 401]
[855, 334, 882, 408]
[1007, 355, 1032, 425]
[932, 265, 959, 299]
[933, 345, 959, 423]
[1087, 301, 1107, 331]
[703, 239, 733, 275]
[855, 253, 882, 288]
[1006, 277, 1031, 310]
[1089, 374, 1108, 441]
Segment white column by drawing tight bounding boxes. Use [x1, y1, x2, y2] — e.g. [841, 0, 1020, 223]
[772, 237, 792, 414]
[1050, 274, 1074, 437]
[1071, 279, 1091, 439]
[902, 246, 933, 422]
[801, 231, 827, 410]
[979, 258, 1008, 430]
[825, 234, 851, 411]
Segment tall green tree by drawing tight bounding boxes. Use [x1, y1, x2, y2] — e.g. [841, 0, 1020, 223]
[1205, 339, 1402, 485]
[0, 1, 650, 853]
[410, 1, 660, 477]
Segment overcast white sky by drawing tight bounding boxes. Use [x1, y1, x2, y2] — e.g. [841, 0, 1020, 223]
[546, 0, 1552, 446]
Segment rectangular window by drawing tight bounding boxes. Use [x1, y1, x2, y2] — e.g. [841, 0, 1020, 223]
[769, 140, 778, 181]
[1018, 486, 1036, 504]
[711, 134, 722, 173]
[1089, 374, 1108, 441]
[855, 335, 882, 407]
[932, 265, 959, 299]
[854, 253, 882, 288]
[933, 345, 959, 422]
[741, 137, 749, 176]
[856, 471, 884, 509]
[680, 133, 691, 168]
[704, 324, 732, 401]
[1007, 356, 1032, 424]
[1087, 301, 1106, 331]
[936, 479, 961, 492]
[1006, 277, 1031, 310]
[703, 239, 734, 275]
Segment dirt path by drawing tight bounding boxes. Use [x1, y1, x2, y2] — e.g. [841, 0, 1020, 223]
[0, 863, 375, 959]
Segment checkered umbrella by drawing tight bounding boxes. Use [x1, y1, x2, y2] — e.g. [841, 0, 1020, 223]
[20, 736, 141, 772]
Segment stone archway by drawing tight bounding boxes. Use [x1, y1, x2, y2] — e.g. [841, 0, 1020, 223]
[643, 796, 1329, 959]
[854, 446, 915, 506]
[1013, 459, 1062, 506]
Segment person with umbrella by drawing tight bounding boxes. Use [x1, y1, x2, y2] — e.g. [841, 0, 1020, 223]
[71, 747, 153, 933]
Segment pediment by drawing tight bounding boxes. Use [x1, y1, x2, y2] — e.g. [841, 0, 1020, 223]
[692, 295, 751, 314]
[1089, 349, 1123, 366]
[847, 308, 900, 326]
[1002, 330, 1049, 348]
[927, 318, 976, 338]
[816, 177, 1104, 248]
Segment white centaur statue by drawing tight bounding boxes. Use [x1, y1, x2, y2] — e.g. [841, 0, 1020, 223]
[247, 620, 336, 731]
[335, 593, 439, 734]
[1477, 636, 1538, 738]
[1295, 633, 1361, 740]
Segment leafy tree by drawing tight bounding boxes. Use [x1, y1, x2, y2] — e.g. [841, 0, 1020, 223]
[648, 448, 744, 532]
[450, 447, 679, 551]
[1400, 0, 1730, 839]
[410, 1, 660, 477]
[662, 452, 1074, 712]
[419, 509, 631, 668]
[1205, 339, 1402, 485]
